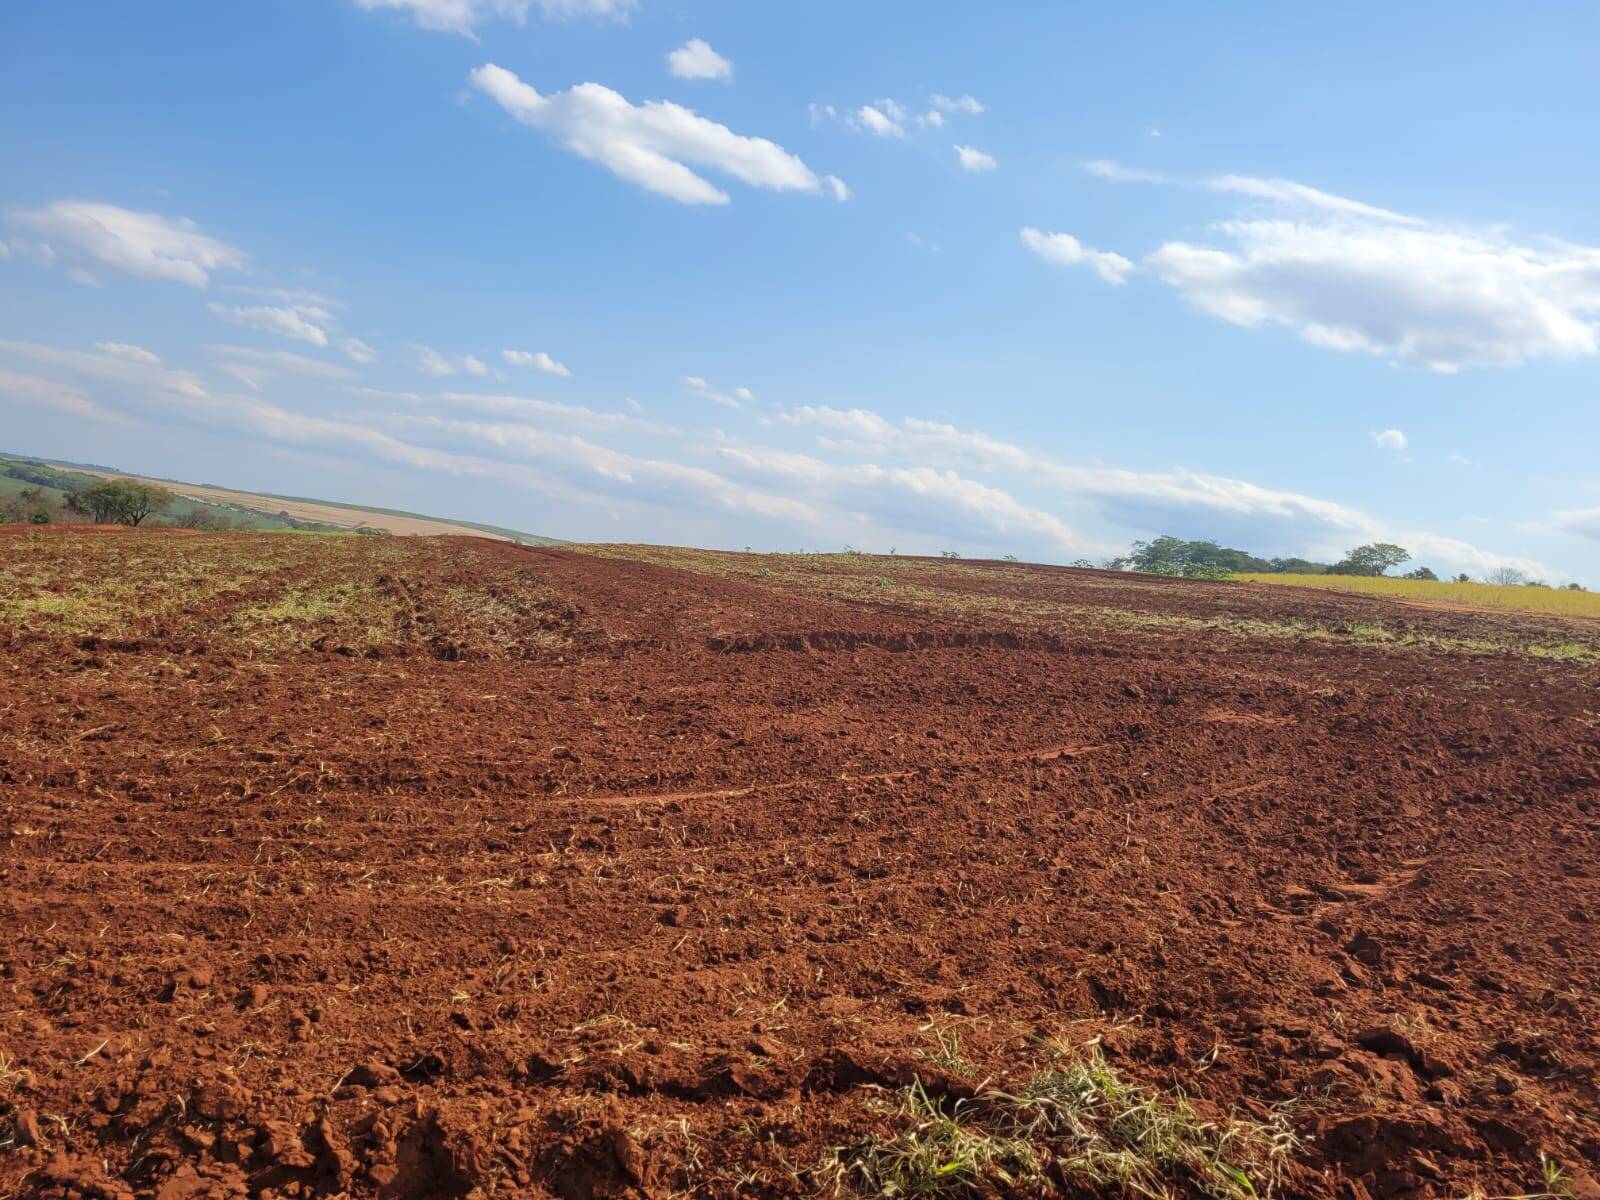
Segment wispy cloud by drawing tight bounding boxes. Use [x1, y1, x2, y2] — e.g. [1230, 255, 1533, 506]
[470, 64, 843, 206]
[5, 201, 248, 287]
[352, 387, 671, 435]
[1020, 227, 1134, 285]
[208, 302, 334, 346]
[342, 337, 378, 364]
[685, 375, 750, 408]
[353, 0, 632, 37]
[0, 368, 127, 423]
[1554, 508, 1600, 542]
[96, 342, 161, 365]
[929, 93, 984, 115]
[205, 344, 357, 388]
[415, 344, 493, 377]
[777, 403, 1547, 574]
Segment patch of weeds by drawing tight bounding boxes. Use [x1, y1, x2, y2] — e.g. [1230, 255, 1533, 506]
[818, 1079, 1038, 1197]
[1528, 641, 1599, 662]
[1461, 1153, 1576, 1200]
[1342, 621, 1393, 642]
[912, 1025, 973, 1075]
[434, 583, 575, 655]
[230, 582, 401, 651]
[819, 1049, 1295, 1199]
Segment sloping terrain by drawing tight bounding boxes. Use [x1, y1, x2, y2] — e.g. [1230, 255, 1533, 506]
[2, 453, 562, 541]
[1, 531, 1597, 1199]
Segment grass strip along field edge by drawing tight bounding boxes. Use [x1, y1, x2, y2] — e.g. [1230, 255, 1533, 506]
[1236, 572, 1600, 620]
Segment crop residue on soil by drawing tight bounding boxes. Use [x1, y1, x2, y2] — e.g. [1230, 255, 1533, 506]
[2, 530, 1598, 1199]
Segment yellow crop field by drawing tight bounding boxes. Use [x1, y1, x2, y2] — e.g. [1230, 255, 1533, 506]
[1236, 573, 1600, 618]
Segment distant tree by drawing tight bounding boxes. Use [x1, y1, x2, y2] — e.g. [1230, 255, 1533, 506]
[1328, 543, 1411, 576]
[939, 550, 961, 559]
[1127, 536, 1273, 577]
[1455, 573, 1472, 583]
[1101, 556, 1130, 571]
[2, 486, 57, 524]
[74, 480, 174, 526]
[1483, 566, 1528, 586]
[1069, 558, 1094, 568]
[71, 481, 123, 523]
[1126, 537, 1190, 575]
[170, 508, 232, 531]
[1402, 566, 1439, 581]
[116, 482, 174, 526]
[1266, 557, 1329, 575]
[1565, 582, 1586, 591]
[1002, 554, 1018, 562]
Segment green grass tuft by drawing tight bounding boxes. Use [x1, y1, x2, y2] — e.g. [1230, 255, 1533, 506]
[819, 1049, 1296, 1199]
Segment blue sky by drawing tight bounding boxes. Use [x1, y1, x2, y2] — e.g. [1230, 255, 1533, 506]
[3, 1, 1598, 580]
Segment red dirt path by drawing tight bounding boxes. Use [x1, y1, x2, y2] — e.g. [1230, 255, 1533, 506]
[2, 533, 1597, 1199]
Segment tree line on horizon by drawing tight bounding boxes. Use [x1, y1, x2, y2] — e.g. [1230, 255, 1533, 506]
[1093, 535, 1580, 590]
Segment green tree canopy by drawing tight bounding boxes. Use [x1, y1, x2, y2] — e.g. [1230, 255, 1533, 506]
[72, 480, 175, 526]
[1125, 536, 1273, 578]
[1328, 542, 1411, 576]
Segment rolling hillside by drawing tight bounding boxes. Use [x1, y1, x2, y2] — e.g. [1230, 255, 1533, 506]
[1, 452, 563, 542]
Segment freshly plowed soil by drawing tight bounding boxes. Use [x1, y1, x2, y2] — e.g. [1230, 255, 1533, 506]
[2, 531, 1598, 1199]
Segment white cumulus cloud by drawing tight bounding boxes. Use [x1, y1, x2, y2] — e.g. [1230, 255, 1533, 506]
[1085, 163, 1600, 371]
[470, 64, 838, 206]
[955, 145, 996, 173]
[504, 348, 571, 376]
[1372, 428, 1408, 451]
[666, 38, 731, 81]
[1147, 218, 1600, 371]
[1020, 227, 1135, 285]
[856, 104, 904, 138]
[5, 201, 248, 287]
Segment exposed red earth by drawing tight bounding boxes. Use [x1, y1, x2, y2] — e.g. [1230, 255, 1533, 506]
[2, 530, 1597, 1199]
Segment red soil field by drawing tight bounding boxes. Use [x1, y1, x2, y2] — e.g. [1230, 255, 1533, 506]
[2, 531, 1597, 1199]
